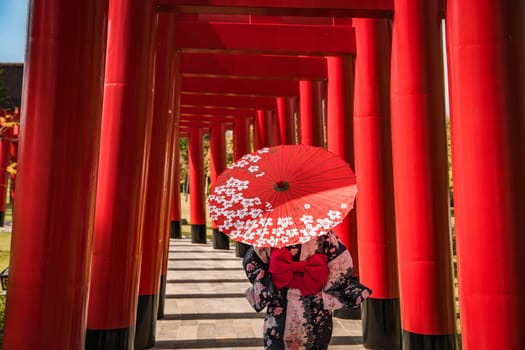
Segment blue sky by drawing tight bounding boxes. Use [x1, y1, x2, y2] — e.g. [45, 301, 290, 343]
[0, 0, 29, 63]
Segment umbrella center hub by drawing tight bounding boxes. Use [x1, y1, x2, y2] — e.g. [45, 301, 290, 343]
[274, 181, 290, 192]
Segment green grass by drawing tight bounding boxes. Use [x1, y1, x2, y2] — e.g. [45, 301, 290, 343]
[0, 204, 12, 271]
[0, 294, 5, 348]
[0, 234, 10, 272]
[180, 223, 214, 240]
[0, 203, 11, 349]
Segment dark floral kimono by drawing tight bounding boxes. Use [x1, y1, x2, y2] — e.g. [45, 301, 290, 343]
[243, 231, 371, 350]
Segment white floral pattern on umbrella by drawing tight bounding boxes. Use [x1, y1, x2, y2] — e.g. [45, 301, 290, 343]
[208, 145, 357, 248]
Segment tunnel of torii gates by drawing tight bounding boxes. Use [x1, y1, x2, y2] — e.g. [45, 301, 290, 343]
[1, 0, 524, 350]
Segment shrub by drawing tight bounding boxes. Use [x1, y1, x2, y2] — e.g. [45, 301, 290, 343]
[0, 294, 5, 347]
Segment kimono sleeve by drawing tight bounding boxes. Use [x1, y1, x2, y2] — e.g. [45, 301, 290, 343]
[320, 232, 372, 311]
[242, 246, 276, 312]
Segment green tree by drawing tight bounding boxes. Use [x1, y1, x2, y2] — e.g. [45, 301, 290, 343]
[446, 117, 453, 195]
[178, 129, 235, 193]
[225, 130, 233, 164]
[179, 136, 189, 191]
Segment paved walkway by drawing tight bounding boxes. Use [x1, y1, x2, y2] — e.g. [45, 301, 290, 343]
[153, 238, 366, 350]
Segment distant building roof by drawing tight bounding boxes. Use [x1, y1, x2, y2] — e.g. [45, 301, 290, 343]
[0, 63, 23, 109]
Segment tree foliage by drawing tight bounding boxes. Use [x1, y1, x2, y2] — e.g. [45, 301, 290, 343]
[178, 130, 234, 193]
[446, 117, 453, 193]
[179, 136, 188, 181]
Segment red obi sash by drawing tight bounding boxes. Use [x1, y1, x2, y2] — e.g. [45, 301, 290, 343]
[269, 248, 329, 296]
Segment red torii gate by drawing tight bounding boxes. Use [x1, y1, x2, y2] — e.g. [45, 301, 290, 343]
[169, 7, 446, 347]
[4, 1, 524, 350]
[179, 53, 321, 181]
[181, 93, 277, 109]
[156, 0, 396, 17]
[142, 37, 335, 348]
[142, 19, 357, 349]
[180, 76, 299, 147]
[178, 52, 325, 154]
[177, 53, 358, 288]
[7, 4, 384, 350]
[174, 21, 390, 338]
[181, 76, 300, 96]
[174, 20, 356, 55]
[178, 51, 329, 174]
[169, 20, 362, 350]
[6, 6, 386, 350]
[180, 106, 256, 117]
[179, 92, 295, 247]
[174, 17, 386, 344]
[180, 115, 237, 124]
[178, 47, 349, 250]
[181, 52, 328, 79]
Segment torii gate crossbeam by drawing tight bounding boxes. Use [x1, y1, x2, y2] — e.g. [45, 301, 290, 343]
[181, 93, 277, 110]
[181, 53, 328, 80]
[181, 76, 299, 97]
[174, 21, 355, 55]
[180, 106, 256, 118]
[156, 0, 395, 18]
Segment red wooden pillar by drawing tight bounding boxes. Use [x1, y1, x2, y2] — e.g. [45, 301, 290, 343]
[326, 55, 357, 260]
[210, 122, 229, 249]
[259, 109, 278, 147]
[160, 51, 182, 320]
[86, 0, 156, 348]
[268, 110, 280, 147]
[168, 53, 183, 241]
[299, 80, 325, 147]
[169, 133, 182, 239]
[391, 1, 457, 348]
[2, 1, 108, 348]
[135, 13, 176, 349]
[447, 2, 525, 349]
[255, 109, 277, 148]
[353, 18, 401, 349]
[233, 116, 252, 257]
[233, 117, 252, 161]
[8, 120, 18, 206]
[0, 112, 12, 226]
[276, 96, 296, 145]
[189, 127, 206, 243]
[8, 109, 19, 207]
[253, 113, 261, 150]
[326, 55, 361, 321]
[254, 109, 266, 149]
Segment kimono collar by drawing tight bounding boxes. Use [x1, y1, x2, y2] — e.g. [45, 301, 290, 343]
[269, 248, 328, 296]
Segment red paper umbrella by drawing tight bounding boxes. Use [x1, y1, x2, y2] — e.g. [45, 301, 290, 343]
[208, 144, 357, 248]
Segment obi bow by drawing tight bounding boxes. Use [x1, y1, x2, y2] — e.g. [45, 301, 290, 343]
[269, 248, 329, 296]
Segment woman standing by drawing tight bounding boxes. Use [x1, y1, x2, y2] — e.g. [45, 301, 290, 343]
[243, 230, 371, 350]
